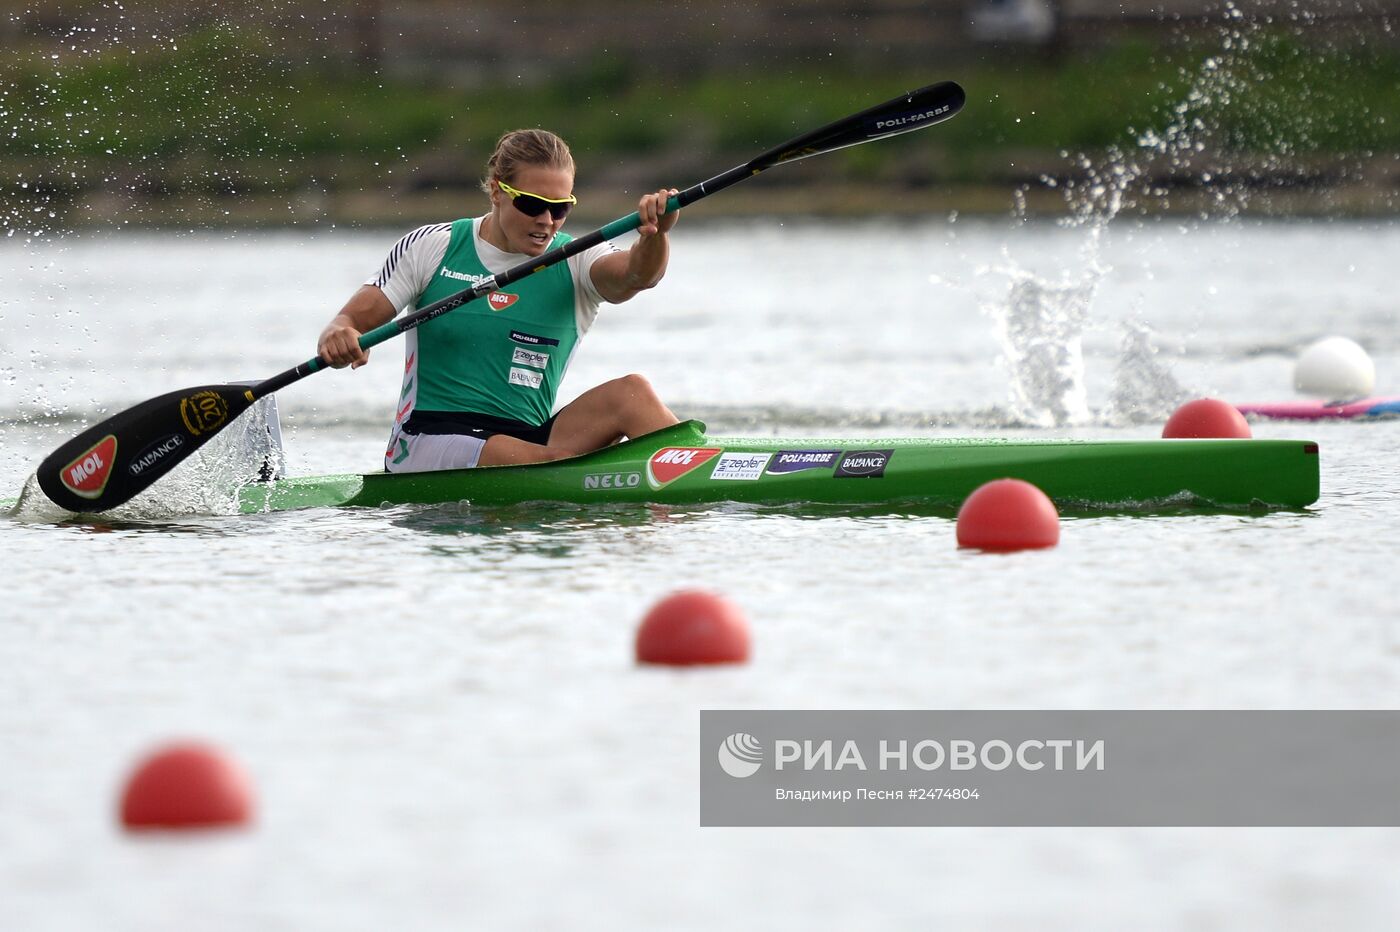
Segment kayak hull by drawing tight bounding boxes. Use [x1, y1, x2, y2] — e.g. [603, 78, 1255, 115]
[238, 420, 1320, 514]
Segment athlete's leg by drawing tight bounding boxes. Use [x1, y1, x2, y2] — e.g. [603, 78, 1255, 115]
[477, 374, 677, 467]
[547, 373, 678, 454]
[476, 433, 568, 466]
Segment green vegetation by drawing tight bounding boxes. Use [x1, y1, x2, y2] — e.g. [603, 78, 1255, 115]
[2, 26, 1398, 218]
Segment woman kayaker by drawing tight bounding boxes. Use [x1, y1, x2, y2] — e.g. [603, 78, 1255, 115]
[316, 128, 680, 471]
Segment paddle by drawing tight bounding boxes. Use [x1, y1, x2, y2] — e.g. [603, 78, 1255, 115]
[36, 80, 966, 513]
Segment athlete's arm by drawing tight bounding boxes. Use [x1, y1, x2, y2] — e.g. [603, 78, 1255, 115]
[591, 188, 679, 304]
[318, 223, 450, 369]
[318, 286, 396, 369]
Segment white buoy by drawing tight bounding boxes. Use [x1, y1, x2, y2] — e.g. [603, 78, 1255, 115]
[1294, 336, 1375, 399]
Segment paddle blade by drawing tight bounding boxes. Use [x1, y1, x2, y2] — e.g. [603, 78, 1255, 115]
[753, 81, 966, 169]
[35, 384, 256, 513]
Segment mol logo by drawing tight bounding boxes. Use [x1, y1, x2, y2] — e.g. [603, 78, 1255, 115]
[718, 733, 763, 778]
[61, 434, 118, 499]
[646, 447, 721, 488]
[487, 291, 519, 311]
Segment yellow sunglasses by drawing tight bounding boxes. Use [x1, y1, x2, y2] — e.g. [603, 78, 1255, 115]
[497, 180, 577, 220]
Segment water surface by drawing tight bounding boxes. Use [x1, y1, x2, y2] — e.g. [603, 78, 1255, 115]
[3, 218, 1398, 930]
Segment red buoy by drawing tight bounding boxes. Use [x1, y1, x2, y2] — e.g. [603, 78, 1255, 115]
[1162, 398, 1252, 439]
[956, 478, 1060, 551]
[119, 742, 254, 830]
[636, 590, 750, 665]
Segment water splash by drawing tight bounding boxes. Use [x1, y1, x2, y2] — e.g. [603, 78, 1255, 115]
[8, 398, 282, 522]
[979, 268, 1097, 428]
[1109, 320, 1191, 424]
[968, 6, 1340, 427]
[8, 474, 70, 523]
[135, 397, 285, 517]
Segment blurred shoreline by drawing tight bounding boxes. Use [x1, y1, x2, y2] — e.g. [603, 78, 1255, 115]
[5, 8, 1400, 232]
[36, 173, 1400, 232]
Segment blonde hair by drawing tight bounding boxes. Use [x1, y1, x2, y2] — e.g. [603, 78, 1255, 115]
[480, 129, 575, 195]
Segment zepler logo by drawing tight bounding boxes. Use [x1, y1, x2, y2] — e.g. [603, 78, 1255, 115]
[646, 447, 721, 488]
[710, 452, 772, 481]
[718, 733, 763, 778]
[511, 347, 550, 370]
[835, 449, 894, 478]
[488, 291, 519, 311]
[60, 434, 118, 499]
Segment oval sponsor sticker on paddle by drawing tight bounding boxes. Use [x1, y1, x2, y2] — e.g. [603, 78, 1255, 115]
[128, 433, 186, 478]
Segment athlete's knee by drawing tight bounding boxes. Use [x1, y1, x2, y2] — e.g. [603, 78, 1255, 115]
[614, 373, 659, 403]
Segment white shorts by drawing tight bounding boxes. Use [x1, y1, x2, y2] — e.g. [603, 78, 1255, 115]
[385, 431, 487, 473]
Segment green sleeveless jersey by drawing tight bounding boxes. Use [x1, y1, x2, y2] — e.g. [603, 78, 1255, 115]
[405, 218, 581, 426]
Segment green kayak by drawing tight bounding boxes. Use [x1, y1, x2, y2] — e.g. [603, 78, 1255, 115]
[237, 420, 1319, 514]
